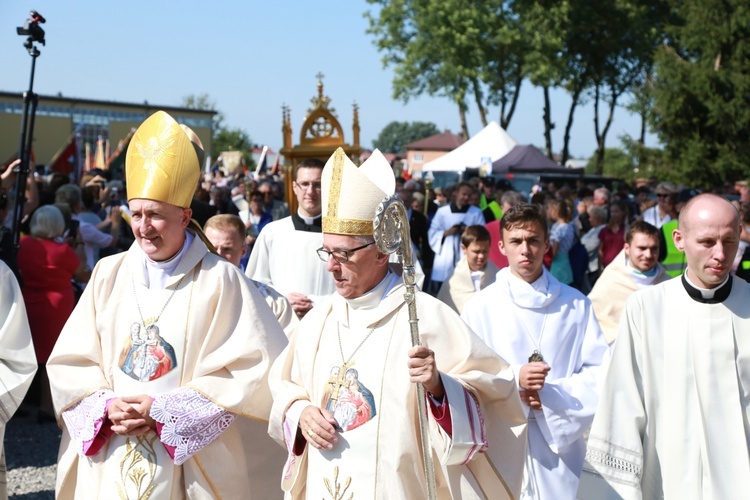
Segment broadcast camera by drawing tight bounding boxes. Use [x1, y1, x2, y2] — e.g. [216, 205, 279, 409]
[16, 10, 46, 46]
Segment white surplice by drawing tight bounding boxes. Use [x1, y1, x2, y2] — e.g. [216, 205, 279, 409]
[428, 205, 486, 283]
[246, 215, 335, 304]
[0, 260, 37, 500]
[587, 250, 670, 344]
[269, 271, 528, 499]
[580, 275, 750, 499]
[462, 267, 610, 500]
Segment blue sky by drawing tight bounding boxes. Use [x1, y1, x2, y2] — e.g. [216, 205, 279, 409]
[1, 1, 656, 160]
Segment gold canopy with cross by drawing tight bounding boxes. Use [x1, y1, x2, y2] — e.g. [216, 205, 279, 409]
[281, 75, 361, 212]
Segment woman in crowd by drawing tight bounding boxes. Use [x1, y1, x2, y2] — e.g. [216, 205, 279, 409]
[546, 197, 576, 285]
[598, 199, 629, 269]
[17, 205, 89, 421]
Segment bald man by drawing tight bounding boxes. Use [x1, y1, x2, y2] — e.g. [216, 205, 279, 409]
[580, 194, 750, 499]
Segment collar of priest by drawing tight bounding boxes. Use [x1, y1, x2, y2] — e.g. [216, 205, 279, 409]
[291, 213, 322, 232]
[681, 273, 733, 304]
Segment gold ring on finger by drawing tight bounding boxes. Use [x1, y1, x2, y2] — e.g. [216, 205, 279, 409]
[307, 428, 315, 438]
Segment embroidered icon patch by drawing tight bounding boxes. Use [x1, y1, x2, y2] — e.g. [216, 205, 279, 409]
[120, 323, 178, 382]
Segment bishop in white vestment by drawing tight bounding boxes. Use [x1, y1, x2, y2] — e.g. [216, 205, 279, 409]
[269, 148, 527, 499]
[47, 112, 287, 499]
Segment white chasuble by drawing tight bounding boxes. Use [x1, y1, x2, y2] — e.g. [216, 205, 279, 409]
[48, 235, 288, 499]
[581, 276, 750, 500]
[462, 268, 610, 500]
[269, 274, 528, 499]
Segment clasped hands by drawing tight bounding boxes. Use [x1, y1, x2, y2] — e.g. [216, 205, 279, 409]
[107, 394, 156, 436]
[519, 361, 550, 410]
[298, 345, 442, 450]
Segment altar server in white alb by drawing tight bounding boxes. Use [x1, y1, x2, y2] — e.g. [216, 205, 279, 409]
[47, 111, 287, 499]
[246, 158, 335, 318]
[0, 260, 37, 500]
[269, 148, 527, 499]
[428, 182, 485, 289]
[461, 204, 610, 499]
[582, 194, 750, 499]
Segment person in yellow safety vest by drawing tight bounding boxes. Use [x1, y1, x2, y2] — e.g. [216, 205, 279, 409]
[479, 177, 511, 222]
[658, 188, 699, 277]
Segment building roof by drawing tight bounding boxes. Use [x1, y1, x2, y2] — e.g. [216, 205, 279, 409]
[405, 131, 465, 151]
[0, 90, 216, 117]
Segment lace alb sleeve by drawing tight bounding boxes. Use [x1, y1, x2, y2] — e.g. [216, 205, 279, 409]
[61, 389, 117, 455]
[150, 386, 236, 465]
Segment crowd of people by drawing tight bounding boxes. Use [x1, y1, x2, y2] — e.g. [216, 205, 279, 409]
[0, 109, 749, 498]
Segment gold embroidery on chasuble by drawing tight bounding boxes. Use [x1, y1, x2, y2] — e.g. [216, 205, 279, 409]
[117, 435, 158, 500]
[323, 466, 354, 500]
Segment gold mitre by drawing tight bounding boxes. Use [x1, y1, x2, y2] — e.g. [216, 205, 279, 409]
[126, 111, 201, 208]
[322, 148, 396, 235]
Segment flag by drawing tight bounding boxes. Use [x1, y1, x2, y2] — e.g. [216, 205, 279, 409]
[254, 145, 269, 179]
[94, 137, 106, 170]
[48, 132, 81, 176]
[84, 142, 92, 172]
[106, 128, 135, 176]
[269, 151, 281, 176]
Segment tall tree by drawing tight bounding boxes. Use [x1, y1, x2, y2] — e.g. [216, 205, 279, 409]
[651, 0, 750, 188]
[372, 121, 440, 153]
[365, 0, 526, 136]
[182, 94, 255, 168]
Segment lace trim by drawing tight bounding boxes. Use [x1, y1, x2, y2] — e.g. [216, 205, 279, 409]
[585, 435, 643, 488]
[150, 387, 235, 465]
[62, 389, 116, 455]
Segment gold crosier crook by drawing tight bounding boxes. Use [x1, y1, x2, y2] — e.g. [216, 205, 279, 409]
[373, 194, 438, 500]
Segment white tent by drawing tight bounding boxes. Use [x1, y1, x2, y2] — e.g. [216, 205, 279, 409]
[422, 121, 517, 172]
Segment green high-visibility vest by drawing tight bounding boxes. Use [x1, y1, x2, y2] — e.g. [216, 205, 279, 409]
[661, 219, 686, 277]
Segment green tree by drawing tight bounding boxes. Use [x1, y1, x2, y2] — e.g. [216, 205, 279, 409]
[366, 0, 525, 137]
[586, 135, 672, 183]
[372, 121, 440, 153]
[182, 94, 255, 169]
[650, 0, 750, 188]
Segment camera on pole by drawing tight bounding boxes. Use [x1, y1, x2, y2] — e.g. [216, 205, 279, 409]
[10, 10, 46, 259]
[17, 10, 46, 52]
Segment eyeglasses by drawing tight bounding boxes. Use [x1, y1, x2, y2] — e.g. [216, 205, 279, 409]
[317, 241, 375, 263]
[294, 181, 322, 192]
[656, 193, 670, 198]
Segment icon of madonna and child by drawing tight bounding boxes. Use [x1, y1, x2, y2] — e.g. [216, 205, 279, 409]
[323, 365, 377, 432]
[119, 322, 178, 382]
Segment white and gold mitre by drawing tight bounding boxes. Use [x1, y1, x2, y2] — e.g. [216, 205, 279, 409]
[126, 110, 201, 208]
[322, 148, 396, 235]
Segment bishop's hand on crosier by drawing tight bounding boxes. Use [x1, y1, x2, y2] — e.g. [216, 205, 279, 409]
[407, 345, 444, 399]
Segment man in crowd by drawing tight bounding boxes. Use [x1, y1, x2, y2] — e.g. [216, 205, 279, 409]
[0, 260, 37, 499]
[258, 179, 289, 221]
[269, 148, 527, 498]
[462, 204, 610, 499]
[204, 213, 298, 337]
[55, 184, 122, 270]
[583, 194, 750, 498]
[47, 111, 287, 498]
[437, 224, 499, 313]
[428, 181, 485, 293]
[246, 158, 335, 318]
[640, 181, 676, 228]
[588, 221, 669, 344]
[658, 187, 699, 278]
